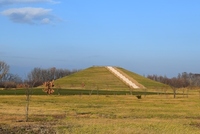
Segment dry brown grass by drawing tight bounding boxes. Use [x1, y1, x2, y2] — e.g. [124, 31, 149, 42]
[0, 90, 200, 133]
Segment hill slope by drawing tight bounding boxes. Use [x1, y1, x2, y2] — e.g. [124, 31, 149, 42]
[55, 66, 170, 90]
[116, 67, 169, 89]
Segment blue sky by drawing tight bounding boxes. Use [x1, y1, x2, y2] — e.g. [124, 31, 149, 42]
[0, 0, 200, 78]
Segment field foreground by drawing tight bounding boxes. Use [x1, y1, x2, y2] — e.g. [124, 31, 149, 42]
[0, 93, 200, 134]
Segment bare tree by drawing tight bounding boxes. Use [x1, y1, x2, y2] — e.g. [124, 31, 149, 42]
[147, 72, 200, 88]
[171, 87, 177, 98]
[24, 73, 39, 122]
[43, 80, 54, 94]
[0, 73, 22, 88]
[25, 84, 31, 122]
[26, 67, 79, 87]
[0, 61, 9, 80]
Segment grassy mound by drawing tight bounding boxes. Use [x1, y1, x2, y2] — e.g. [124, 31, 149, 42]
[116, 67, 170, 89]
[55, 66, 170, 90]
[55, 66, 129, 90]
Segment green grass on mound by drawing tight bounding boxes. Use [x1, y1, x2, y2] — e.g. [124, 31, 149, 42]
[117, 67, 170, 89]
[55, 66, 170, 91]
[55, 66, 130, 90]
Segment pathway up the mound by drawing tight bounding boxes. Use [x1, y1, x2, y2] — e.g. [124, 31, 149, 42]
[106, 66, 139, 89]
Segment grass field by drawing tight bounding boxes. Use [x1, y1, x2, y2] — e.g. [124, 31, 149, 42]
[0, 89, 200, 134]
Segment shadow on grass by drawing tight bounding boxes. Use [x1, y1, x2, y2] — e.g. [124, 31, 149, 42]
[0, 88, 174, 96]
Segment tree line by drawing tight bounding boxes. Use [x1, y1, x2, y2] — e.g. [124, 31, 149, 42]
[147, 72, 200, 88]
[0, 61, 79, 88]
[1, 60, 200, 89]
[25, 67, 80, 87]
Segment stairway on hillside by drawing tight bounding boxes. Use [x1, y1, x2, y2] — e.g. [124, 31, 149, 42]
[106, 66, 139, 89]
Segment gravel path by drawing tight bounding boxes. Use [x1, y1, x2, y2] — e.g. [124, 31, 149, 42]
[106, 66, 139, 89]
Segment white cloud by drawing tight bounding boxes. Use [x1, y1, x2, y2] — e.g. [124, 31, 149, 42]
[41, 18, 50, 24]
[1, 7, 56, 24]
[0, 0, 59, 5]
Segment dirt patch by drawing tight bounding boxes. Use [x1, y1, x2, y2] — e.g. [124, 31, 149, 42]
[0, 113, 67, 133]
[52, 114, 66, 120]
[189, 122, 200, 129]
[0, 124, 56, 134]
